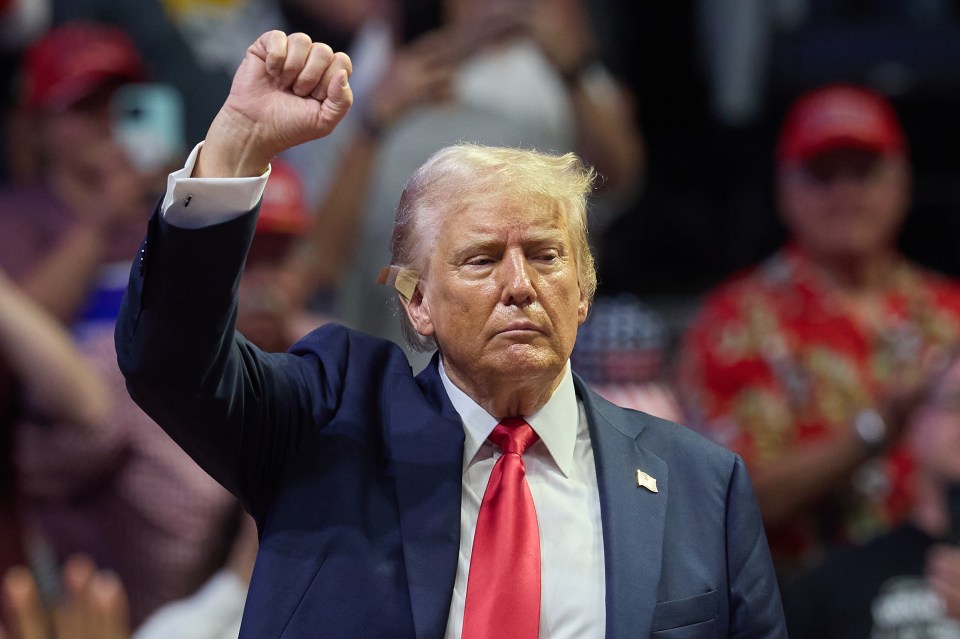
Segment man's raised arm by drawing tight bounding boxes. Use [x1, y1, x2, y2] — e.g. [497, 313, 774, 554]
[115, 32, 353, 506]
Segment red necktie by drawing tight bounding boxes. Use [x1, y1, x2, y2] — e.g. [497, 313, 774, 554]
[462, 417, 541, 639]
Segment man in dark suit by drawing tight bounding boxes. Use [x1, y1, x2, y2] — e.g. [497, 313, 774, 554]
[115, 30, 786, 638]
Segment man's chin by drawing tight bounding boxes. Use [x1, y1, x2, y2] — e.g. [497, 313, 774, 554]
[488, 343, 564, 375]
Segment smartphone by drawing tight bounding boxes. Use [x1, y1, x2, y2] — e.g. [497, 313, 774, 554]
[110, 83, 185, 172]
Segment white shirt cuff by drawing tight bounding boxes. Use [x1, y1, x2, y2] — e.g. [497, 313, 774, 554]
[162, 142, 270, 229]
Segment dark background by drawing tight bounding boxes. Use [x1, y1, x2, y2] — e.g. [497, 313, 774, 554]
[597, 0, 960, 306]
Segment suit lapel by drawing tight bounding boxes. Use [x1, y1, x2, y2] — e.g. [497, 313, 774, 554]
[576, 377, 667, 639]
[388, 358, 464, 639]
[387, 365, 670, 638]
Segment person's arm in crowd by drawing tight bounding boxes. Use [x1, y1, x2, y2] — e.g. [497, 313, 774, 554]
[676, 303, 933, 529]
[529, 0, 645, 198]
[698, 403, 906, 531]
[744, 430, 877, 527]
[274, 134, 379, 302]
[1, 555, 129, 639]
[16, 222, 111, 323]
[741, 374, 927, 527]
[15, 376, 128, 503]
[0, 269, 109, 429]
[17, 139, 153, 323]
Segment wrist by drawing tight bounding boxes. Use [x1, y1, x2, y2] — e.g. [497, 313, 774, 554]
[357, 107, 387, 141]
[559, 52, 602, 88]
[197, 109, 275, 178]
[354, 98, 395, 142]
[852, 408, 888, 456]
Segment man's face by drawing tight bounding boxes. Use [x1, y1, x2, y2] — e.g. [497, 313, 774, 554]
[406, 196, 588, 395]
[40, 89, 115, 167]
[777, 148, 910, 260]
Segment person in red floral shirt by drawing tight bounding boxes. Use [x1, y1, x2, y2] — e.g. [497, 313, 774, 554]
[676, 83, 960, 581]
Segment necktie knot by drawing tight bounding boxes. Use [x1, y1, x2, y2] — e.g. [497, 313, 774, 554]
[490, 418, 539, 456]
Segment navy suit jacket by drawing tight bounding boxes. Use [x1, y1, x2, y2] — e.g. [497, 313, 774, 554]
[116, 208, 786, 638]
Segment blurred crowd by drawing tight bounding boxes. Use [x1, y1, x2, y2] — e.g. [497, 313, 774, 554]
[3, 0, 960, 637]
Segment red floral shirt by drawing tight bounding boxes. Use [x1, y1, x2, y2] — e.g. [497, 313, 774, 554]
[676, 245, 960, 573]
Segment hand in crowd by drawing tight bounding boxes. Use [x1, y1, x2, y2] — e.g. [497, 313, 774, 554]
[449, 0, 597, 78]
[927, 544, 960, 619]
[198, 31, 353, 178]
[367, 0, 541, 132]
[46, 109, 157, 234]
[875, 345, 955, 449]
[363, 29, 460, 132]
[1, 556, 129, 639]
[527, 0, 598, 76]
[0, 268, 110, 428]
[446, 0, 527, 58]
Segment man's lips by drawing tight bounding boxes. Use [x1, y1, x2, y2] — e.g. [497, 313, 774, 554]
[496, 321, 542, 335]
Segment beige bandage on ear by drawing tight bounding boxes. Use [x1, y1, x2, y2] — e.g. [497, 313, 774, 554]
[376, 266, 419, 303]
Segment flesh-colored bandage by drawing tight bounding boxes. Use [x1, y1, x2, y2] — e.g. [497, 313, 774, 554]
[376, 266, 419, 303]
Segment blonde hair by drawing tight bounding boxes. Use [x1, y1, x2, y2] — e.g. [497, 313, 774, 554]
[389, 143, 598, 351]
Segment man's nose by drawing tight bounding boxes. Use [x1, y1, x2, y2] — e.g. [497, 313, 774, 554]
[500, 250, 536, 306]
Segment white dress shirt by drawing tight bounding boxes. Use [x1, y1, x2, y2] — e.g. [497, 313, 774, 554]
[161, 146, 606, 637]
[439, 360, 605, 639]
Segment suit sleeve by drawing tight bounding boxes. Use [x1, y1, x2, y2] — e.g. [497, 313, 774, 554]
[114, 205, 333, 521]
[725, 455, 787, 638]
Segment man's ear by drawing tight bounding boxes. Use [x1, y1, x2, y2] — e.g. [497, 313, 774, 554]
[402, 284, 435, 337]
[577, 285, 589, 326]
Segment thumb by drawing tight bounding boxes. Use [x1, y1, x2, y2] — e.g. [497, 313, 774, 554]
[320, 70, 354, 129]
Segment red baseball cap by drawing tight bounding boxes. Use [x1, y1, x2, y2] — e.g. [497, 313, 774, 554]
[776, 84, 907, 165]
[257, 159, 311, 236]
[20, 22, 146, 111]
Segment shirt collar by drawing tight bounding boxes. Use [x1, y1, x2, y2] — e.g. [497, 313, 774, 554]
[438, 358, 578, 478]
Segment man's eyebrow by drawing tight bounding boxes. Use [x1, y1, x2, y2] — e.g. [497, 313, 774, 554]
[535, 229, 570, 243]
[520, 229, 572, 251]
[449, 239, 499, 262]
[449, 230, 569, 258]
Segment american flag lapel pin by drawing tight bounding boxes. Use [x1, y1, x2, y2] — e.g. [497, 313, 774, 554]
[636, 469, 658, 493]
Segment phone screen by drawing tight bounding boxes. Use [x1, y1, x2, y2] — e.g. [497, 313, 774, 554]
[110, 83, 185, 172]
